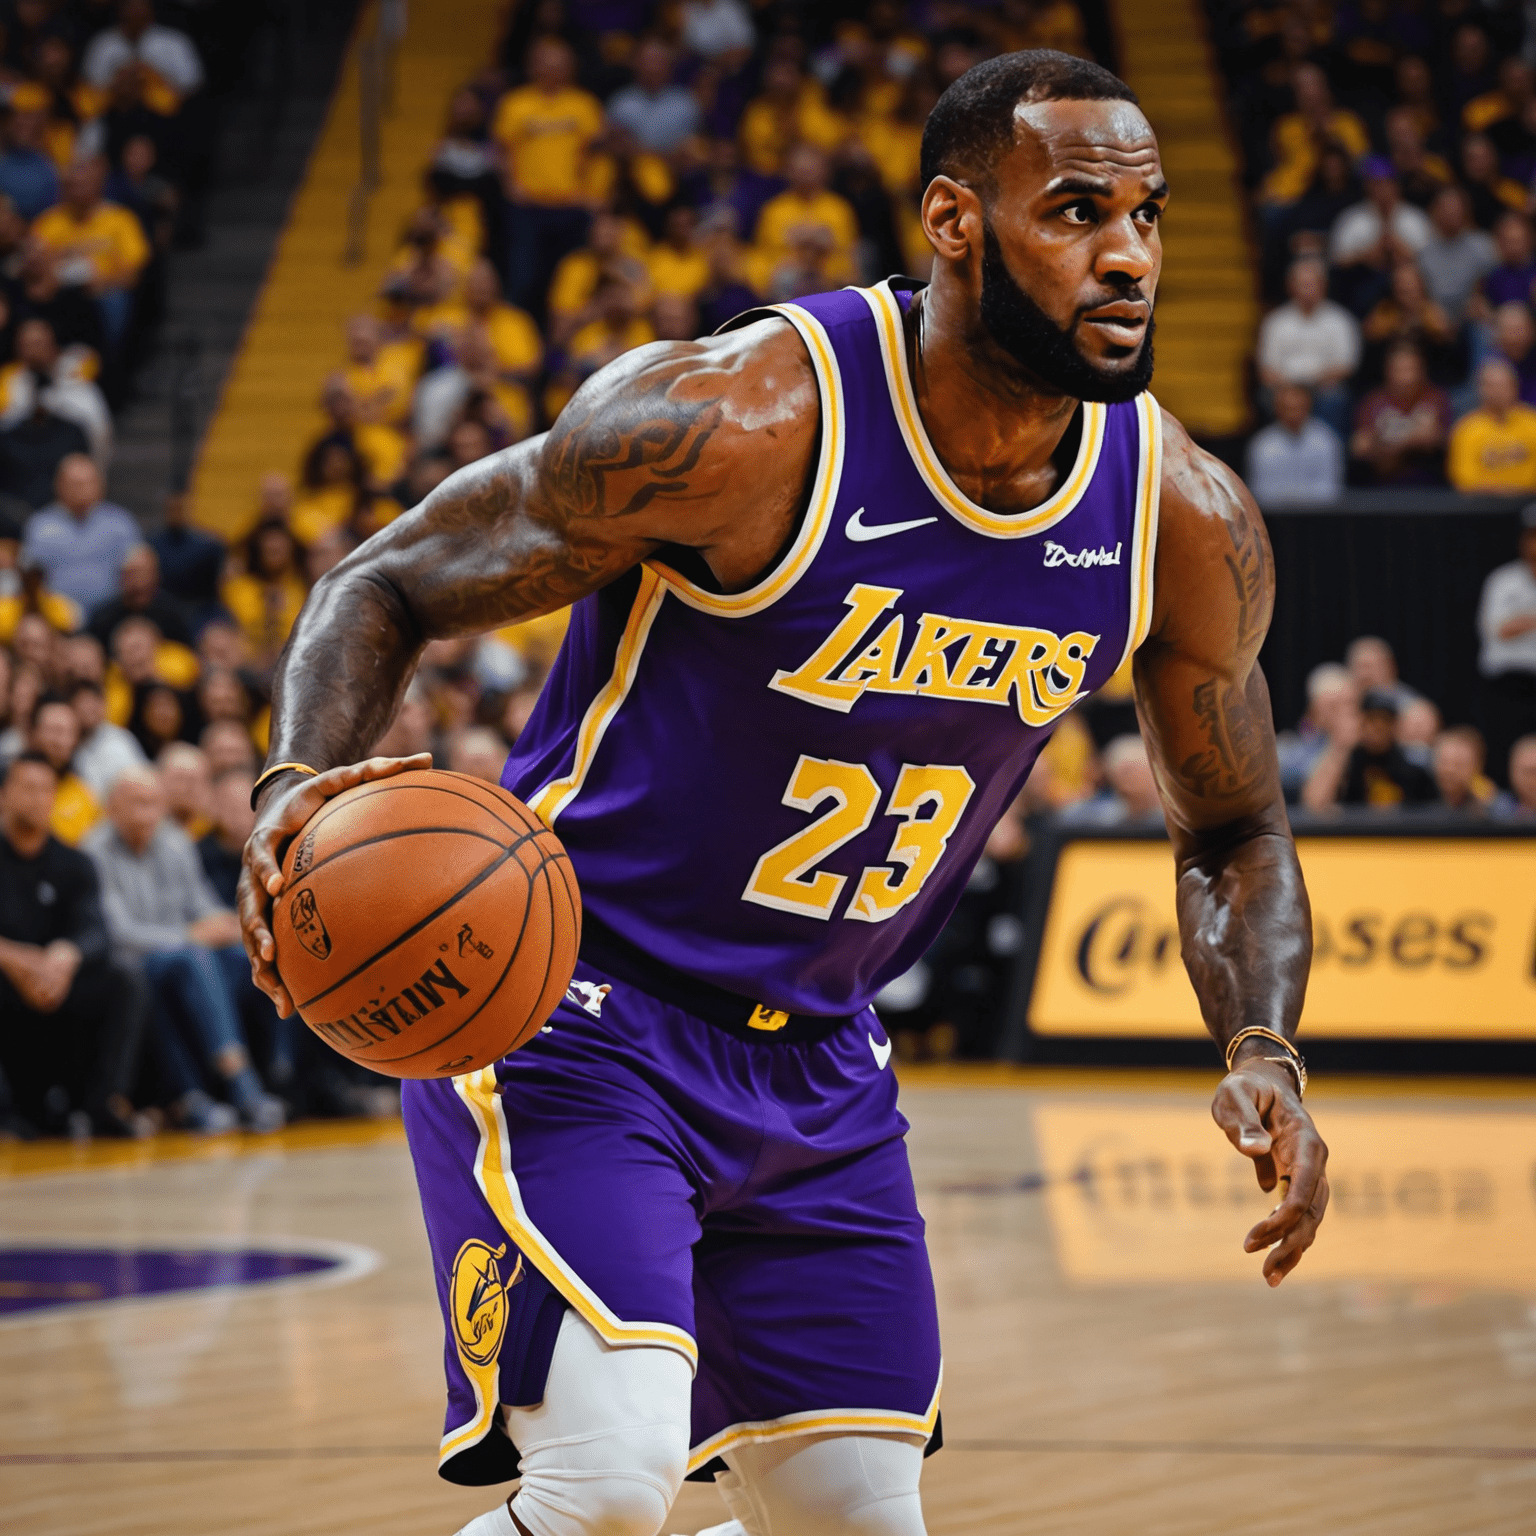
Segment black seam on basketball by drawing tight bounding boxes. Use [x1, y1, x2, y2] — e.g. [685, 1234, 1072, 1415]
[292, 826, 544, 1011]
[296, 776, 538, 850]
[291, 825, 512, 883]
[367, 841, 548, 1065]
[515, 853, 560, 1047]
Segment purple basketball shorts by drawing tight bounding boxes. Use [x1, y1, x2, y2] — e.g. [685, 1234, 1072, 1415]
[401, 950, 943, 1487]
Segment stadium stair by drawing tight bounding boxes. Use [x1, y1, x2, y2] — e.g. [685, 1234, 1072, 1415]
[1112, 0, 1257, 439]
[188, 0, 506, 539]
[107, 5, 360, 523]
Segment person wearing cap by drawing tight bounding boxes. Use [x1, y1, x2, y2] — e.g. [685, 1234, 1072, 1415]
[1477, 502, 1536, 782]
[1302, 688, 1439, 810]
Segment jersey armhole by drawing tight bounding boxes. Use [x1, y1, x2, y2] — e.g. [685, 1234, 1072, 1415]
[644, 303, 846, 619]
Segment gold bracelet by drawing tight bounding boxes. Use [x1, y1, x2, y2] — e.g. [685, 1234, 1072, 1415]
[1225, 1026, 1307, 1097]
[250, 761, 320, 810]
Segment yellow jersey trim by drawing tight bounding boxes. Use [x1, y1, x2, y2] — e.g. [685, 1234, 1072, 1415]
[1116, 391, 1163, 670]
[527, 566, 667, 827]
[860, 281, 1107, 539]
[645, 301, 846, 617]
[685, 1371, 942, 1474]
[455, 1067, 699, 1368]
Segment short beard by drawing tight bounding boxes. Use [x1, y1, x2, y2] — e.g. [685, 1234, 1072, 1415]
[979, 219, 1155, 404]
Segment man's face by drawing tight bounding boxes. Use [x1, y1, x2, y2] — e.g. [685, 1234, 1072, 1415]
[56, 457, 101, 515]
[2, 760, 56, 837]
[970, 98, 1163, 402]
[119, 546, 157, 605]
[1360, 707, 1396, 754]
[1433, 738, 1477, 801]
[31, 702, 79, 771]
[110, 775, 164, 850]
[1511, 744, 1536, 810]
[70, 686, 104, 733]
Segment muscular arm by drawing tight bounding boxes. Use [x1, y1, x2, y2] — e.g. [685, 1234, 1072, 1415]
[1134, 410, 1327, 1283]
[263, 320, 818, 778]
[241, 320, 818, 1010]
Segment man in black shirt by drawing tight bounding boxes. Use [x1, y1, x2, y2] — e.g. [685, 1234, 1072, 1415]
[0, 751, 147, 1136]
[1341, 689, 1440, 807]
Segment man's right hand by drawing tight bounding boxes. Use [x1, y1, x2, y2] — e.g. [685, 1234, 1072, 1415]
[237, 755, 432, 1016]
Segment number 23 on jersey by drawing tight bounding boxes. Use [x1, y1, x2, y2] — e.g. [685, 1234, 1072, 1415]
[743, 755, 976, 923]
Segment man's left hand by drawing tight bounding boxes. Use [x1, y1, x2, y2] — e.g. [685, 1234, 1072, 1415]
[1211, 1056, 1329, 1287]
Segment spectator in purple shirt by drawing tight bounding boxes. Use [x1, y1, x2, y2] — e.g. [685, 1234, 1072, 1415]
[1488, 301, 1536, 405]
[1476, 211, 1536, 313]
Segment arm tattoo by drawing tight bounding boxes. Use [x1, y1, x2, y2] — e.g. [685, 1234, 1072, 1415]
[1175, 676, 1267, 801]
[1223, 509, 1269, 653]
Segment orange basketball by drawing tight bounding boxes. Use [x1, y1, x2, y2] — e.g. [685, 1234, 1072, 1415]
[270, 769, 580, 1079]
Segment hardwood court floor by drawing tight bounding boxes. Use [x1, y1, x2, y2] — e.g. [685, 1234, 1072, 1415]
[1, 1069, 1533, 1536]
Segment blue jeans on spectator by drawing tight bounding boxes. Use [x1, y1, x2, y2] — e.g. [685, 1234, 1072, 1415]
[505, 202, 590, 319]
[97, 286, 134, 357]
[142, 943, 251, 1098]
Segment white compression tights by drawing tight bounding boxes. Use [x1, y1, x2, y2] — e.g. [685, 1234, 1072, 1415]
[452, 1311, 927, 1536]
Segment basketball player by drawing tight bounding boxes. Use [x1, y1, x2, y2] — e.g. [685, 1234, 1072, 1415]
[240, 53, 1328, 1536]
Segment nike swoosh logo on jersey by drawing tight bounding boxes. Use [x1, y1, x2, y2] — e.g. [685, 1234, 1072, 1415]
[845, 506, 939, 542]
[869, 1033, 893, 1070]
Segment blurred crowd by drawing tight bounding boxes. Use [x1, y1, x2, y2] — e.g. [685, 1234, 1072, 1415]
[1210, 0, 1536, 498]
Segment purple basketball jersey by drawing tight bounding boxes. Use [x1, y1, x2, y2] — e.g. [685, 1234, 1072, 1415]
[504, 279, 1162, 1016]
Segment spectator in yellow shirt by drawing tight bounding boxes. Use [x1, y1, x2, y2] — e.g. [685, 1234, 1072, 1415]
[739, 56, 847, 174]
[29, 694, 101, 846]
[418, 260, 543, 387]
[340, 314, 419, 428]
[547, 212, 652, 345]
[648, 204, 710, 300]
[752, 144, 859, 290]
[221, 521, 309, 671]
[494, 38, 604, 312]
[546, 280, 656, 419]
[1448, 358, 1536, 493]
[1261, 65, 1370, 205]
[31, 157, 149, 356]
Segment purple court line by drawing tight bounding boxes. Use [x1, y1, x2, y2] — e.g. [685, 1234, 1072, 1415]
[3, 1440, 1535, 1465]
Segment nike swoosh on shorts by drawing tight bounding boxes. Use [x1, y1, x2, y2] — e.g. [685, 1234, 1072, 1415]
[868, 1033, 893, 1070]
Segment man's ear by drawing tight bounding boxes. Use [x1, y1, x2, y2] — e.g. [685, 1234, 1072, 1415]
[921, 175, 983, 266]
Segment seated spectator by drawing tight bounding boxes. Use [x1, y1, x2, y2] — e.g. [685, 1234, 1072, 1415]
[415, 322, 536, 452]
[1457, 132, 1525, 230]
[310, 377, 406, 493]
[221, 519, 307, 669]
[1276, 662, 1358, 802]
[1382, 105, 1453, 209]
[606, 38, 702, 156]
[196, 765, 254, 908]
[66, 676, 144, 803]
[1431, 725, 1499, 812]
[494, 38, 604, 313]
[446, 417, 495, 472]
[546, 211, 653, 347]
[27, 692, 100, 845]
[1245, 382, 1343, 503]
[1488, 301, 1536, 403]
[1476, 211, 1536, 314]
[1349, 343, 1451, 485]
[1327, 157, 1433, 314]
[147, 493, 225, 624]
[1500, 733, 1536, 816]
[752, 144, 859, 289]
[111, 615, 201, 756]
[421, 260, 541, 386]
[200, 718, 256, 779]
[0, 96, 58, 221]
[87, 543, 192, 650]
[548, 280, 656, 417]
[1360, 261, 1463, 386]
[1303, 688, 1438, 809]
[30, 156, 150, 357]
[1346, 635, 1422, 712]
[0, 318, 112, 466]
[1448, 358, 1536, 493]
[1261, 64, 1370, 206]
[338, 313, 417, 430]
[447, 725, 508, 783]
[85, 766, 283, 1133]
[0, 395, 92, 508]
[82, 0, 205, 102]
[1256, 256, 1360, 437]
[157, 740, 211, 840]
[1, 544, 83, 642]
[21, 455, 138, 610]
[0, 752, 147, 1139]
[291, 435, 365, 549]
[1396, 696, 1442, 767]
[696, 218, 760, 333]
[648, 203, 710, 300]
[1057, 734, 1164, 826]
[1416, 185, 1496, 322]
[1476, 503, 1536, 784]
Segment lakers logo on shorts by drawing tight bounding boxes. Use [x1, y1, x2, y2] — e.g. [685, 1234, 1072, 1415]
[449, 1239, 522, 1367]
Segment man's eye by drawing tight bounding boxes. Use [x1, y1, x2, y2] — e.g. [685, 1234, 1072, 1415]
[1060, 201, 1095, 225]
[1135, 204, 1164, 224]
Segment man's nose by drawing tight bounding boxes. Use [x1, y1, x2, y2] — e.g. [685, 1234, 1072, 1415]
[1095, 216, 1157, 285]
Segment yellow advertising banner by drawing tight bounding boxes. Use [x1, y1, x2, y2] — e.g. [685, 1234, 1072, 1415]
[1029, 837, 1536, 1037]
[1033, 1099, 1536, 1289]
